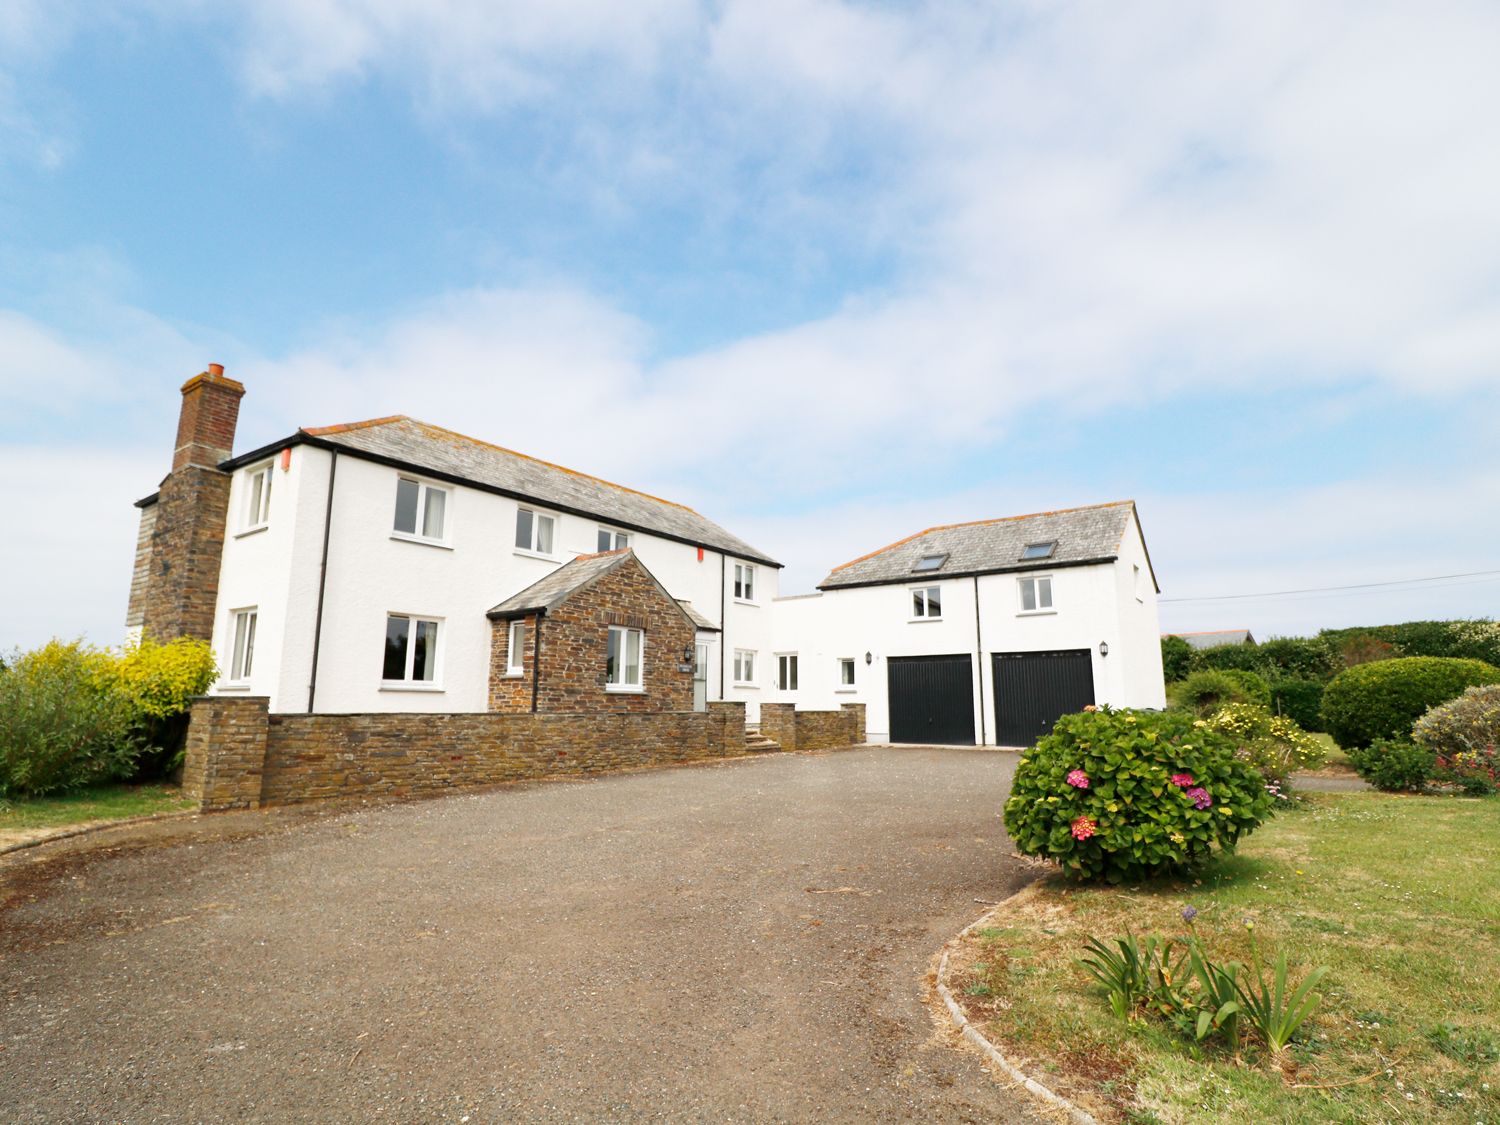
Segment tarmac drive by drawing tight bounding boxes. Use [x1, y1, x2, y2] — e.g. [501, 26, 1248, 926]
[1, 747, 1046, 1124]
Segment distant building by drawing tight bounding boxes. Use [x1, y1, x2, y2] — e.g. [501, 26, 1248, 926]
[1167, 629, 1256, 650]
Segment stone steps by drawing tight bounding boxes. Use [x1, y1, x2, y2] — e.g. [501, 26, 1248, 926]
[744, 728, 782, 753]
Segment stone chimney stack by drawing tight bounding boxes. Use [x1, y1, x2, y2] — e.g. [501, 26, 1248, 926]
[136, 365, 246, 644]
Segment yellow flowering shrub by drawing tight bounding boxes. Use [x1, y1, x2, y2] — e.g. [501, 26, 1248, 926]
[1204, 702, 1325, 787]
[117, 635, 218, 720]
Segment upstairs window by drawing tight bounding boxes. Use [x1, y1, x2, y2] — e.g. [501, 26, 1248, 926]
[394, 477, 447, 542]
[912, 553, 947, 573]
[383, 614, 440, 683]
[911, 586, 942, 619]
[229, 608, 257, 681]
[606, 626, 644, 691]
[515, 507, 555, 555]
[734, 563, 756, 601]
[1019, 575, 1054, 612]
[839, 657, 856, 687]
[242, 464, 272, 531]
[1020, 541, 1056, 561]
[507, 620, 526, 676]
[597, 528, 632, 552]
[777, 654, 799, 691]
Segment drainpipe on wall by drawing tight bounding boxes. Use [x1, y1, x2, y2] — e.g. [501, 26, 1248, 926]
[718, 552, 726, 702]
[306, 449, 339, 713]
[530, 613, 544, 713]
[974, 574, 987, 746]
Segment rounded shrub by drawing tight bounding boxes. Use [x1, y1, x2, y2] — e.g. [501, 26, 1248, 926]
[1202, 703, 1326, 788]
[117, 635, 218, 779]
[0, 640, 139, 798]
[1170, 669, 1269, 717]
[1347, 738, 1435, 793]
[1321, 657, 1500, 749]
[1003, 707, 1275, 883]
[1413, 684, 1500, 796]
[1160, 635, 1194, 683]
[1270, 679, 1325, 732]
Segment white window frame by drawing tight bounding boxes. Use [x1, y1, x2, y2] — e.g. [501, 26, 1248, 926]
[227, 607, 257, 684]
[837, 657, 856, 691]
[776, 653, 799, 692]
[734, 562, 756, 603]
[1018, 575, 1055, 614]
[506, 619, 526, 677]
[733, 648, 757, 686]
[515, 506, 558, 558]
[597, 527, 632, 553]
[605, 625, 645, 692]
[240, 463, 273, 533]
[910, 585, 942, 620]
[382, 613, 443, 689]
[391, 475, 450, 546]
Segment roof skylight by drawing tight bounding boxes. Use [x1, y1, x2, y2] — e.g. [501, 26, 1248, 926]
[912, 553, 948, 573]
[1020, 541, 1056, 560]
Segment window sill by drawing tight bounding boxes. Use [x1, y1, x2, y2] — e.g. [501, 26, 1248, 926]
[835, 688, 858, 694]
[732, 598, 758, 608]
[502, 671, 525, 679]
[217, 682, 253, 692]
[733, 682, 759, 690]
[1017, 609, 1057, 617]
[379, 683, 446, 693]
[234, 525, 269, 540]
[907, 617, 943, 624]
[391, 532, 453, 551]
[605, 685, 645, 694]
[513, 547, 559, 563]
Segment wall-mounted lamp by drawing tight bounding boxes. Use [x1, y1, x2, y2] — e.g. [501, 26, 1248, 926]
[682, 644, 696, 664]
[1099, 641, 1110, 658]
[865, 652, 873, 665]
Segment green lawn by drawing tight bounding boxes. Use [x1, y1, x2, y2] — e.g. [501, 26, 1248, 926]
[0, 783, 194, 832]
[954, 793, 1500, 1123]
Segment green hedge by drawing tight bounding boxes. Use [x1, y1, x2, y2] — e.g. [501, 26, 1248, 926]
[1321, 656, 1500, 750]
[1270, 679, 1325, 732]
[1320, 620, 1500, 668]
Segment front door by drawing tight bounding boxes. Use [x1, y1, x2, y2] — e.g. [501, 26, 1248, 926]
[693, 643, 709, 712]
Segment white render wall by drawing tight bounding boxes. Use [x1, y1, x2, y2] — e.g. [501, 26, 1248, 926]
[769, 512, 1166, 744]
[209, 446, 776, 715]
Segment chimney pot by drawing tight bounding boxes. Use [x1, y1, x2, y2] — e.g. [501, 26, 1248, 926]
[207, 362, 225, 377]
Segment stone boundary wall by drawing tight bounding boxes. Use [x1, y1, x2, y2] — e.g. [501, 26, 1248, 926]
[183, 698, 859, 811]
[758, 703, 866, 753]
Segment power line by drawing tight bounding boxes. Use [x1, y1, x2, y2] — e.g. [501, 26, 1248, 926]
[1160, 568, 1500, 604]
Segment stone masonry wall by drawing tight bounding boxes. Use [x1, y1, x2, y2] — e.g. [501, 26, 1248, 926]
[125, 501, 158, 630]
[182, 697, 764, 810]
[756, 702, 865, 752]
[489, 556, 696, 714]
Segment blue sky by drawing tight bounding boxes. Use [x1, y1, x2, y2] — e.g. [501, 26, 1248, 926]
[2, 1, 1498, 651]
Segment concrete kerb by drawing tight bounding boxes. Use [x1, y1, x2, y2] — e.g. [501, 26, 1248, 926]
[0, 809, 205, 859]
[934, 882, 1103, 1125]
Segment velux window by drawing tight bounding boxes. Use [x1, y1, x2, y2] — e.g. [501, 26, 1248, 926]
[911, 586, 942, 619]
[516, 508, 555, 555]
[777, 654, 798, 691]
[912, 553, 947, 573]
[229, 609, 257, 681]
[394, 477, 447, 542]
[1020, 541, 1056, 561]
[734, 563, 755, 601]
[606, 626, 644, 690]
[242, 464, 272, 530]
[1019, 576, 1054, 612]
[384, 614, 439, 683]
[597, 528, 632, 552]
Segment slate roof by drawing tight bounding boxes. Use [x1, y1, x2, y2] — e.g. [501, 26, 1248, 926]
[263, 415, 776, 566]
[676, 600, 720, 632]
[486, 551, 638, 619]
[1169, 629, 1256, 650]
[818, 500, 1147, 590]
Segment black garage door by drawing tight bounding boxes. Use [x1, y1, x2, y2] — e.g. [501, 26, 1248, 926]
[992, 650, 1095, 747]
[888, 655, 975, 745]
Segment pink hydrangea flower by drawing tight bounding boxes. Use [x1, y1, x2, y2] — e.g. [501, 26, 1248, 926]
[1066, 769, 1090, 789]
[1186, 787, 1213, 810]
[1071, 816, 1097, 841]
[1170, 773, 1195, 788]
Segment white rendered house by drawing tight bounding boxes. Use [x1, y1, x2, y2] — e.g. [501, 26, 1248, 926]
[766, 502, 1167, 745]
[129, 372, 780, 716]
[130, 370, 1165, 742]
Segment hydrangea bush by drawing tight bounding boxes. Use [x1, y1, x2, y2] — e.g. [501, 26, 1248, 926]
[1004, 707, 1275, 883]
[1203, 703, 1326, 787]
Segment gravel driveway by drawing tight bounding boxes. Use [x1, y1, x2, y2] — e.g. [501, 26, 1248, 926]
[1, 747, 1044, 1123]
